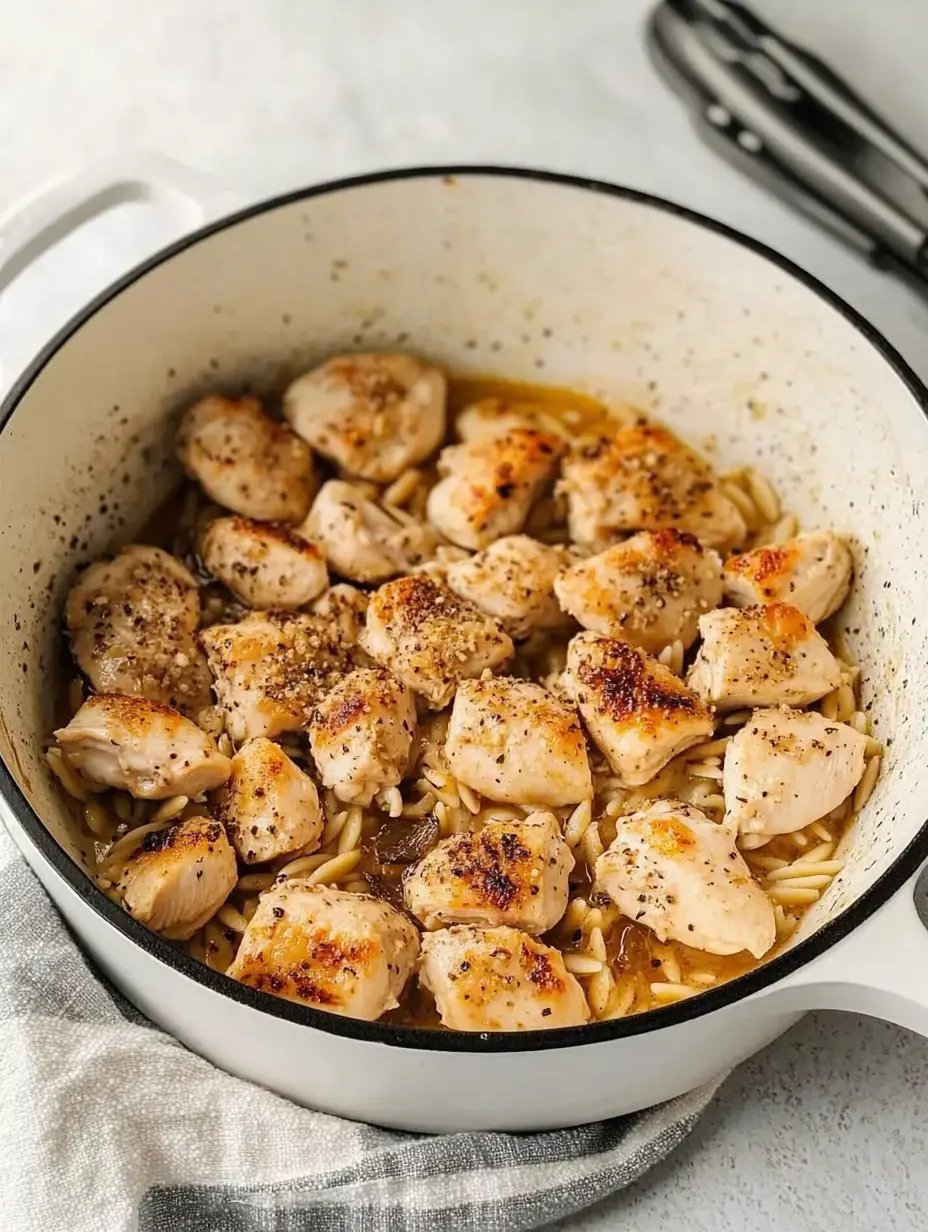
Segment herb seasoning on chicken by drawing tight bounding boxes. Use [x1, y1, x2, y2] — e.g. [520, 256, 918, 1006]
[361, 575, 514, 708]
[66, 544, 213, 718]
[177, 394, 315, 523]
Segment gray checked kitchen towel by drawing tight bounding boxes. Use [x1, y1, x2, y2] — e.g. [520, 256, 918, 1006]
[0, 820, 722, 1232]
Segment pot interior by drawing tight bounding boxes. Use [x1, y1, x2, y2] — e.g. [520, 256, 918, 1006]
[0, 169, 925, 977]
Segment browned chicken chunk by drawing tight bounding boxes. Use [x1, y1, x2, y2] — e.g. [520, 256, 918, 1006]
[404, 812, 573, 933]
[687, 603, 842, 711]
[309, 583, 370, 643]
[65, 544, 212, 718]
[200, 610, 357, 742]
[723, 707, 868, 846]
[228, 882, 419, 1019]
[555, 528, 723, 652]
[455, 396, 570, 443]
[565, 632, 714, 786]
[283, 353, 446, 482]
[309, 667, 417, 805]
[118, 816, 238, 941]
[200, 516, 328, 609]
[445, 535, 572, 639]
[427, 428, 566, 550]
[55, 694, 231, 799]
[419, 926, 590, 1031]
[559, 423, 746, 549]
[723, 531, 853, 623]
[445, 677, 591, 806]
[301, 479, 438, 584]
[361, 575, 514, 708]
[176, 395, 314, 522]
[212, 737, 324, 863]
[594, 800, 776, 958]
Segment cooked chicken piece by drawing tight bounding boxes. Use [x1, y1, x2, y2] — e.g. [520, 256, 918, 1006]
[55, 694, 231, 799]
[310, 583, 370, 643]
[555, 529, 723, 652]
[118, 816, 238, 941]
[410, 543, 472, 580]
[455, 397, 569, 443]
[200, 516, 328, 610]
[361, 575, 514, 708]
[212, 737, 323, 863]
[445, 678, 591, 806]
[283, 353, 446, 482]
[65, 544, 212, 718]
[404, 812, 573, 933]
[723, 531, 853, 624]
[200, 610, 357, 743]
[228, 882, 419, 1019]
[301, 480, 438, 584]
[687, 603, 841, 712]
[723, 707, 868, 846]
[419, 926, 590, 1032]
[309, 668, 417, 805]
[565, 632, 714, 787]
[594, 800, 776, 959]
[427, 428, 566, 550]
[559, 423, 746, 549]
[445, 535, 572, 639]
[176, 395, 314, 522]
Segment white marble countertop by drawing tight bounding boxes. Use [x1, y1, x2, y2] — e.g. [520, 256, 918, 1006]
[2, 0, 928, 1226]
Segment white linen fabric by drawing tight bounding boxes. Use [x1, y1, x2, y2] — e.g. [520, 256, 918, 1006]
[0, 820, 720, 1232]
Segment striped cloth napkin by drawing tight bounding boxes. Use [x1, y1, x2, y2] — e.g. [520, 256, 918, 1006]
[0, 819, 721, 1232]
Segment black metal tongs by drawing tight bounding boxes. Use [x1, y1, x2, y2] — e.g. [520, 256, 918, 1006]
[646, 0, 928, 290]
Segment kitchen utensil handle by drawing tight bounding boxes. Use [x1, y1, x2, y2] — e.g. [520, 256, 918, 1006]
[768, 860, 928, 1037]
[0, 151, 237, 297]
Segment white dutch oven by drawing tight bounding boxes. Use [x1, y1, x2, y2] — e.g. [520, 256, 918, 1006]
[1, 158, 928, 1133]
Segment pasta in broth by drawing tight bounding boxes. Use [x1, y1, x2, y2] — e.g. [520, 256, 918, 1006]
[48, 365, 881, 1030]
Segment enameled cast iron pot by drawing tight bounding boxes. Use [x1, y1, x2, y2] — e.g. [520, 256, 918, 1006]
[2, 158, 928, 1133]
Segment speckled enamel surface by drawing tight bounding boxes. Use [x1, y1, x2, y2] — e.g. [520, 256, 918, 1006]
[0, 171, 925, 971]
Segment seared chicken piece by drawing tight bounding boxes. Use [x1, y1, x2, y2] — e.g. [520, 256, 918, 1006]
[176, 395, 314, 523]
[200, 515, 328, 609]
[309, 667, 417, 804]
[228, 882, 419, 1019]
[723, 531, 853, 623]
[687, 603, 841, 711]
[555, 529, 723, 652]
[594, 800, 776, 959]
[419, 926, 590, 1032]
[404, 812, 573, 933]
[118, 816, 238, 941]
[426, 428, 566, 550]
[445, 535, 572, 639]
[283, 352, 446, 482]
[55, 694, 231, 799]
[200, 610, 357, 742]
[301, 480, 438, 584]
[409, 543, 473, 580]
[212, 737, 323, 863]
[65, 544, 212, 717]
[723, 707, 868, 845]
[361, 575, 514, 708]
[310, 583, 370, 643]
[565, 632, 714, 787]
[445, 677, 592, 806]
[559, 423, 746, 549]
[455, 397, 569, 443]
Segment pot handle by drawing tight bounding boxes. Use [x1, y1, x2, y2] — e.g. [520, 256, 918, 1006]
[767, 858, 928, 1036]
[0, 151, 239, 297]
